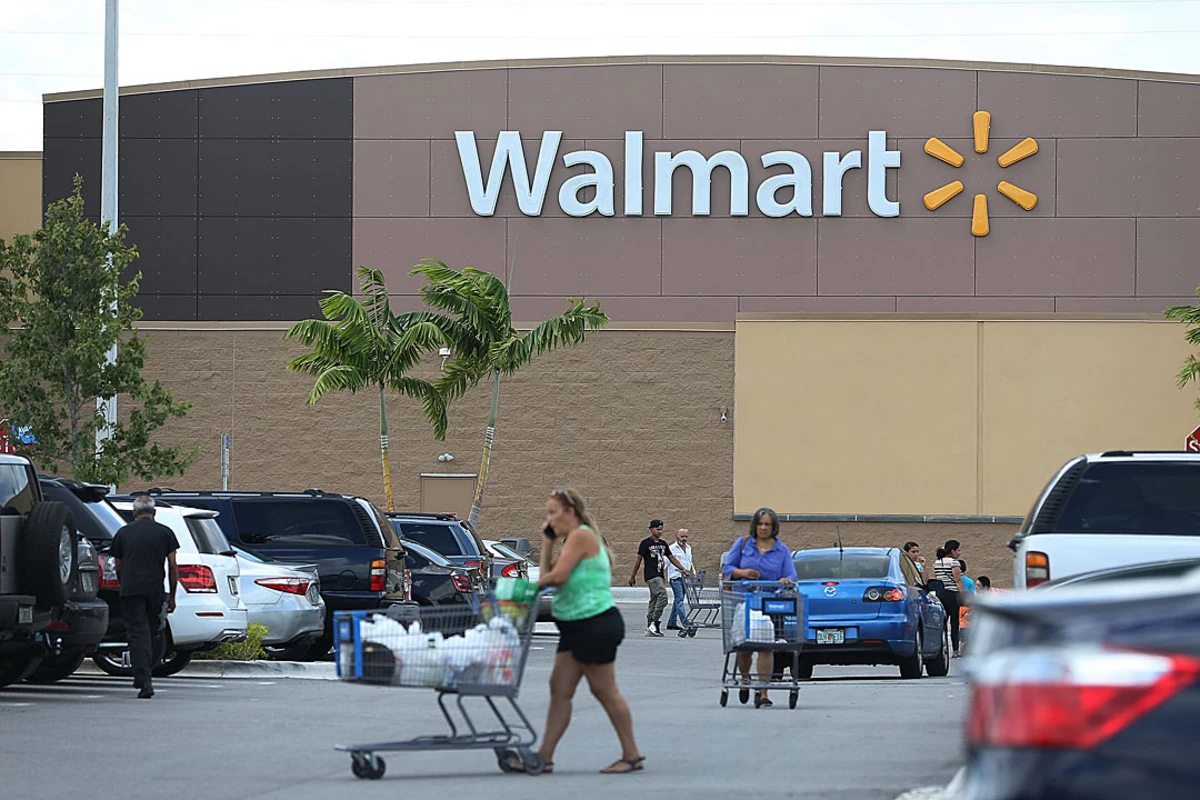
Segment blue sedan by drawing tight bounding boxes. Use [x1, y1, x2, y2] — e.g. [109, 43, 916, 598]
[777, 547, 949, 679]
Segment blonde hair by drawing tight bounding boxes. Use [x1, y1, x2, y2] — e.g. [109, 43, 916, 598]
[551, 487, 612, 561]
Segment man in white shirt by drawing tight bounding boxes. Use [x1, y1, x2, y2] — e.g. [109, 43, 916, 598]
[666, 528, 695, 631]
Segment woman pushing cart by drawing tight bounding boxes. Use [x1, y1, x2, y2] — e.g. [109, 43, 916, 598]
[719, 507, 805, 709]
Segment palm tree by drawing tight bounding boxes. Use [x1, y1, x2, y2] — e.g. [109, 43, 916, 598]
[409, 258, 610, 529]
[285, 266, 450, 512]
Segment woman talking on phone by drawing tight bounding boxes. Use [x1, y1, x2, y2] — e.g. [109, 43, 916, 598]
[521, 487, 643, 775]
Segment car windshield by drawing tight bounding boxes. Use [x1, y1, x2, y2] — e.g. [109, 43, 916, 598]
[491, 543, 532, 563]
[85, 499, 128, 535]
[393, 522, 467, 555]
[231, 499, 367, 546]
[400, 539, 453, 568]
[793, 554, 893, 580]
[1055, 463, 1200, 536]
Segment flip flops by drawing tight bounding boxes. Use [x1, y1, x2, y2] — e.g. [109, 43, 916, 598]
[601, 756, 645, 774]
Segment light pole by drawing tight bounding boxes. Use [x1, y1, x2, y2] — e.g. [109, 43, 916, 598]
[96, 0, 119, 470]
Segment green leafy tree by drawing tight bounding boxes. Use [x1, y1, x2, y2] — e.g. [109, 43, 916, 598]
[285, 266, 450, 512]
[1166, 294, 1200, 411]
[409, 258, 610, 529]
[0, 177, 196, 486]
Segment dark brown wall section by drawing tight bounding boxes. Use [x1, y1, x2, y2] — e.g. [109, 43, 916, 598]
[42, 79, 353, 321]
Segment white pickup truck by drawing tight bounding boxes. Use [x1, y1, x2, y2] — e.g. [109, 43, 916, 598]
[1009, 451, 1200, 589]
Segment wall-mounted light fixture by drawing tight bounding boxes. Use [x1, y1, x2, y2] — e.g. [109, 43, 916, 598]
[438, 452, 455, 462]
[720, 408, 729, 423]
[439, 347, 452, 370]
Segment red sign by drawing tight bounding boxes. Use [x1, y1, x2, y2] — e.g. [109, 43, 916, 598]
[1187, 426, 1200, 453]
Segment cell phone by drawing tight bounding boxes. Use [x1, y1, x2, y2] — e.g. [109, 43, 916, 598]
[542, 524, 557, 540]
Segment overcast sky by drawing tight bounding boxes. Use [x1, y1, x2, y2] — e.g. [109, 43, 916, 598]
[2, 0, 1200, 150]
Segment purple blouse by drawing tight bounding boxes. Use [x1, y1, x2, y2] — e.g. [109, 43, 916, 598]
[722, 536, 797, 582]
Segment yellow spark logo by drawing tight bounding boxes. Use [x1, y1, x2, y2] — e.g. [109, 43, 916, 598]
[922, 111, 1038, 237]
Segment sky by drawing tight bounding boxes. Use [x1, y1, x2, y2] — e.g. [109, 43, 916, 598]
[2, 0, 1200, 150]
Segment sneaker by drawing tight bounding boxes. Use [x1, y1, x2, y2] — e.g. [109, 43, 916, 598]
[654, 622, 664, 636]
[137, 680, 155, 699]
[666, 624, 681, 630]
[645, 626, 657, 637]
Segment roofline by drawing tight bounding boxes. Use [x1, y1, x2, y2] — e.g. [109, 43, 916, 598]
[42, 53, 1200, 103]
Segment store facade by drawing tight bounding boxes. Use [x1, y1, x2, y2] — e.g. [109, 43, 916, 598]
[6, 55, 1200, 581]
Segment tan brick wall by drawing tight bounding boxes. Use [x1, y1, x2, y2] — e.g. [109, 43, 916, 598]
[776, 521, 1019, 588]
[133, 327, 738, 582]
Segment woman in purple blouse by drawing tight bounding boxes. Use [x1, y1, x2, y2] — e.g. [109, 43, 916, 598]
[722, 507, 797, 708]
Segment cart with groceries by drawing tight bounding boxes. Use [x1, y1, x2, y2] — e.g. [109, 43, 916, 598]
[719, 579, 806, 710]
[333, 578, 548, 780]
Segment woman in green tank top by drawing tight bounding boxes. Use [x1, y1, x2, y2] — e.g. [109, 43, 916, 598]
[511, 487, 643, 775]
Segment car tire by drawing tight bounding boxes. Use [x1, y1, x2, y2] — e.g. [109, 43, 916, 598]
[925, 622, 951, 677]
[898, 628, 925, 679]
[92, 651, 133, 677]
[20, 502, 77, 607]
[302, 634, 334, 662]
[25, 648, 86, 684]
[151, 650, 193, 677]
[0, 654, 43, 688]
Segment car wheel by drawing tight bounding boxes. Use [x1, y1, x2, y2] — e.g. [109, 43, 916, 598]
[925, 621, 952, 677]
[898, 627, 925, 679]
[151, 650, 193, 677]
[0, 654, 43, 688]
[92, 651, 133, 677]
[19, 502, 77, 607]
[302, 634, 334, 662]
[25, 648, 86, 684]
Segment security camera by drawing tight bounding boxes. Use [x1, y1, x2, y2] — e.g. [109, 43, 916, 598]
[720, 410, 728, 423]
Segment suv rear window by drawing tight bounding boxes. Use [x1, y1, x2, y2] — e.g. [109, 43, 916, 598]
[0, 464, 35, 515]
[393, 521, 470, 555]
[401, 540, 453, 569]
[1055, 462, 1200, 536]
[185, 517, 233, 555]
[793, 554, 892, 580]
[231, 499, 367, 546]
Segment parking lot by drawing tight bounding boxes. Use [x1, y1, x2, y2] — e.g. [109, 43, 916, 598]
[0, 607, 964, 800]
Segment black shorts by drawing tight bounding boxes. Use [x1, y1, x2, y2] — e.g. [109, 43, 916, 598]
[555, 606, 625, 665]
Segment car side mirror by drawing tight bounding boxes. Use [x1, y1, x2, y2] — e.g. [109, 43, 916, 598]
[1006, 532, 1023, 552]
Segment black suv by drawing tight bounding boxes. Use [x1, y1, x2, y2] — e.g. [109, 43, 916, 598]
[122, 489, 415, 660]
[399, 538, 488, 605]
[386, 512, 493, 580]
[0, 455, 107, 687]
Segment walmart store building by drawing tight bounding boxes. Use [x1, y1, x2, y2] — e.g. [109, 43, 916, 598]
[3, 55, 1200, 582]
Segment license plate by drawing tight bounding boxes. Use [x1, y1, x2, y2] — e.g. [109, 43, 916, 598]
[228, 576, 239, 596]
[18, 605, 32, 624]
[816, 628, 845, 645]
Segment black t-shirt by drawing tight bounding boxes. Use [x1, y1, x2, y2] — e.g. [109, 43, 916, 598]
[111, 516, 180, 597]
[638, 536, 671, 582]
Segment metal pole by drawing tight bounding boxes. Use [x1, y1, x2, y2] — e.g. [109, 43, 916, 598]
[96, 0, 119, 462]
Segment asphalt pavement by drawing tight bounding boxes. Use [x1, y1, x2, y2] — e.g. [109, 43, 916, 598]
[0, 608, 966, 800]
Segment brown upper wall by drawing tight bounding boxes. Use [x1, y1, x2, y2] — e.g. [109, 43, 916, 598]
[39, 56, 1200, 324]
[0, 153, 42, 243]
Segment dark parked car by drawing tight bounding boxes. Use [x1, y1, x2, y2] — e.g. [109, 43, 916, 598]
[399, 538, 487, 606]
[386, 512, 493, 583]
[118, 490, 416, 660]
[960, 570, 1200, 799]
[0, 458, 106, 688]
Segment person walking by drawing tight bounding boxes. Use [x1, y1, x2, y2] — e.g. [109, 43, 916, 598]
[529, 488, 643, 775]
[666, 528, 695, 631]
[722, 508, 796, 708]
[933, 540, 964, 659]
[111, 494, 180, 699]
[628, 519, 689, 637]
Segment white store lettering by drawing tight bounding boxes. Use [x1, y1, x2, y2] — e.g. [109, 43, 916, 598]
[454, 130, 902, 218]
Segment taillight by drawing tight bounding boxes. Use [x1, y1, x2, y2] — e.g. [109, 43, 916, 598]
[968, 646, 1200, 749]
[254, 578, 310, 596]
[99, 554, 120, 589]
[1025, 551, 1050, 587]
[402, 568, 413, 602]
[179, 564, 218, 594]
[451, 571, 472, 593]
[370, 560, 387, 592]
[863, 586, 905, 602]
[464, 559, 482, 570]
[501, 563, 518, 579]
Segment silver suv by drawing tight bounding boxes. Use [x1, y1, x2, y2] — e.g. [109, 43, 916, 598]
[1009, 451, 1200, 589]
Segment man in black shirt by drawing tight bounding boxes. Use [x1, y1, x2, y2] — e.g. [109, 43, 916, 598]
[628, 519, 689, 637]
[111, 494, 180, 698]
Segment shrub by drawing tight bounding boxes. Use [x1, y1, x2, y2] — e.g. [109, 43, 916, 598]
[195, 623, 270, 661]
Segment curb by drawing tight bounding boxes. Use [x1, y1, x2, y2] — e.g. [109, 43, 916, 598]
[76, 660, 339, 681]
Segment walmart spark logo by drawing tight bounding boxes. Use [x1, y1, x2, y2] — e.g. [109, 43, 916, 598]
[922, 111, 1038, 236]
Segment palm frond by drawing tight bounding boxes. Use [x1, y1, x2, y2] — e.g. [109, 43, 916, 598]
[389, 376, 450, 440]
[435, 351, 491, 401]
[501, 301, 609, 372]
[306, 364, 369, 405]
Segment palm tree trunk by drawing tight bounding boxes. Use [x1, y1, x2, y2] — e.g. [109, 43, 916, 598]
[379, 384, 395, 512]
[467, 369, 500, 529]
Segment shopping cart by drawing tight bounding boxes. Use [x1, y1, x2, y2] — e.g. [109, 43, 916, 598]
[719, 580, 805, 710]
[332, 590, 548, 780]
[683, 569, 721, 630]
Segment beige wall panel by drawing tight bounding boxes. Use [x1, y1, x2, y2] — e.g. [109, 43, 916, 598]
[734, 320, 978, 515]
[662, 64, 819, 140]
[354, 140, 431, 218]
[1056, 139, 1200, 218]
[661, 218, 816, 296]
[353, 217, 507, 294]
[507, 65, 662, 140]
[979, 322, 1197, 515]
[1137, 80, 1200, 137]
[977, 72, 1137, 139]
[0, 156, 42, 241]
[818, 67, 977, 139]
[354, 71, 507, 139]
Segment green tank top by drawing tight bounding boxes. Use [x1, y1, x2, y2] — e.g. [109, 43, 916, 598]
[551, 526, 615, 622]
